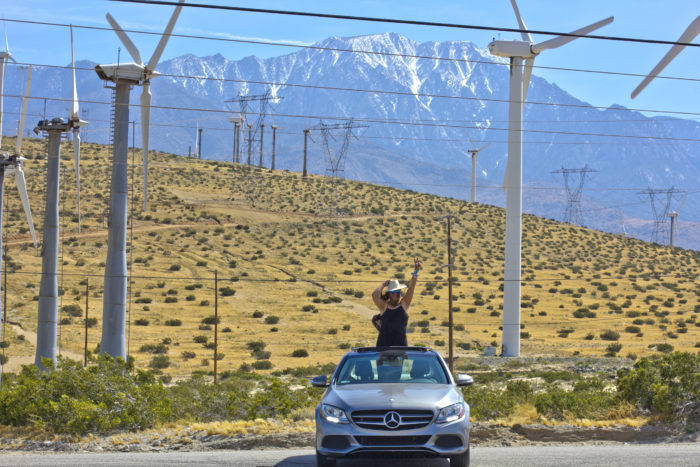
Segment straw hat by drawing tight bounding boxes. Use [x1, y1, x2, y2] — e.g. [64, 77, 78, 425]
[386, 279, 408, 292]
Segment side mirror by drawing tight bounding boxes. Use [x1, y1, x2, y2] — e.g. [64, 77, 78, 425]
[455, 374, 474, 386]
[311, 375, 329, 387]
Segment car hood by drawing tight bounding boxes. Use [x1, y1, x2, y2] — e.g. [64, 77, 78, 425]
[325, 383, 461, 411]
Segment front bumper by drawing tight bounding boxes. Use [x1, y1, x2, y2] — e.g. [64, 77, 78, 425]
[315, 407, 469, 458]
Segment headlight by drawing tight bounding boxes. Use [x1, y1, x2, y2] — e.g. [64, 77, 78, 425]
[320, 404, 349, 424]
[436, 402, 466, 424]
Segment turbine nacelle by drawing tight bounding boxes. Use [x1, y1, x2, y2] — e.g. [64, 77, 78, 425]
[488, 40, 536, 59]
[94, 63, 160, 84]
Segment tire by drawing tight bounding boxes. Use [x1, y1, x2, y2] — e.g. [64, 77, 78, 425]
[316, 450, 336, 467]
[449, 448, 470, 467]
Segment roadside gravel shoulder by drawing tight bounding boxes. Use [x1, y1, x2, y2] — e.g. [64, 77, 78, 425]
[0, 421, 696, 453]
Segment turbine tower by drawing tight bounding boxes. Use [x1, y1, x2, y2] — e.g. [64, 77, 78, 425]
[466, 133, 489, 203]
[667, 193, 687, 248]
[0, 23, 16, 150]
[96, 0, 183, 359]
[33, 29, 86, 370]
[0, 67, 39, 379]
[487, 0, 612, 356]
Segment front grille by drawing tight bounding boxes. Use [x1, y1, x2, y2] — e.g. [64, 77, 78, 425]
[351, 409, 434, 431]
[355, 435, 431, 446]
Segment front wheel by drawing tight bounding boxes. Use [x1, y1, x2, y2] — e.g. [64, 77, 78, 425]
[449, 448, 470, 467]
[316, 450, 336, 467]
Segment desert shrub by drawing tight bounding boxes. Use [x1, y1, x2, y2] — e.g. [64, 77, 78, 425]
[605, 343, 622, 356]
[135, 297, 152, 304]
[292, 349, 309, 358]
[461, 380, 532, 420]
[252, 311, 263, 318]
[134, 318, 149, 326]
[139, 343, 168, 354]
[84, 318, 98, 328]
[201, 316, 220, 325]
[61, 304, 83, 317]
[164, 319, 182, 326]
[533, 379, 618, 420]
[0, 356, 169, 434]
[247, 341, 266, 352]
[252, 360, 273, 370]
[193, 335, 208, 344]
[265, 316, 280, 325]
[149, 355, 170, 369]
[617, 352, 700, 421]
[181, 351, 196, 360]
[599, 330, 620, 341]
[220, 287, 236, 297]
[164, 297, 178, 303]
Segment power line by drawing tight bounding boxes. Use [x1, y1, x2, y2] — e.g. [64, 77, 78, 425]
[5, 92, 700, 143]
[111, 0, 700, 50]
[12, 60, 700, 118]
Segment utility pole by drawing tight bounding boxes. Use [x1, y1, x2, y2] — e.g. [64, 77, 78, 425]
[247, 124, 253, 166]
[197, 127, 203, 159]
[258, 124, 265, 167]
[271, 125, 278, 170]
[302, 129, 310, 177]
[232, 119, 240, 163]
[439, 214, 455, 374]
[213, 270, 218, 384]
[639, 187, 683, 244]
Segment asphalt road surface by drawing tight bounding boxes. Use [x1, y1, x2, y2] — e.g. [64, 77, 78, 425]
[1, 444, 699, 466]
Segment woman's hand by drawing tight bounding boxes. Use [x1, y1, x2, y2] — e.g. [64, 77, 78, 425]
[414, 258, 422, 271]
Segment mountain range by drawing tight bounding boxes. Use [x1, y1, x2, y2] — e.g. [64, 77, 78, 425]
[2, 32, 698, 249]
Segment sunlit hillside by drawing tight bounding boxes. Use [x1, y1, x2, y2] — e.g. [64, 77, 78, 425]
[0, 136, 698, 378]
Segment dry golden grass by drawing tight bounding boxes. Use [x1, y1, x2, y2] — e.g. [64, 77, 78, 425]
[0, 136, 697, 378]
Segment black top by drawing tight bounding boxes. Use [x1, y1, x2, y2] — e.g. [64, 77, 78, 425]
[376, 304, 408, 347]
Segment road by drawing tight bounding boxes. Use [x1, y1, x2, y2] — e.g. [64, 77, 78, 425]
[1, 444, 698, 466]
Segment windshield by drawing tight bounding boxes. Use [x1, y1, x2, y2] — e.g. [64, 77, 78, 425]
[335, 351, 449, 385]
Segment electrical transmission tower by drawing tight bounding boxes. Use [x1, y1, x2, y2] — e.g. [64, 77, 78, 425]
[226, 91, 278, 207]
[639, 187, 685, 245]
[314, 119, 367, 217]
[551, 165, 597, 226]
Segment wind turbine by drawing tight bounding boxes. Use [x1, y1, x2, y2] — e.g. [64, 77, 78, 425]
[631, 16, 700, 99]
[0, 22, 16, 150]
[103, 0, 184, 211]
[95, 0, 183, 359]
[69, 26, 87, 233]
[0, 66, 37, 381]
[32, 27, 86, 370]
[487, 0, 613, 357]
[466, 133, 489, 203]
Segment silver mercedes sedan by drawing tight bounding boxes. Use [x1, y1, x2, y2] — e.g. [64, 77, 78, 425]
[312, 346, 473, 467]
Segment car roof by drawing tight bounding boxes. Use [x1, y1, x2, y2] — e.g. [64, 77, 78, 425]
[349, 346, 438, 355]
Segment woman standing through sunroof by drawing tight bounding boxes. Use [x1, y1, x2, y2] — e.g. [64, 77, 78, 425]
[372, 258, 421, 347]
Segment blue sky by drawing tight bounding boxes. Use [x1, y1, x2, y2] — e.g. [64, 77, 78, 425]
[1, 0, 698, 117]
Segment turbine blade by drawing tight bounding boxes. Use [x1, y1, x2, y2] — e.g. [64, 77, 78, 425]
[70, 25, 79, 120]
[141, 84, 151, 210]
[466, 132, 478, 150]
[73, 128, 81, 233]
[509, 0, 532, 43]
[15, 65, 32, 155]
[522, 57, 534, 101]
[105, 13, 142, 64]
[478, 142, 491, 152]
[532, 16, 614, 53]
[631, 16, 700, 99]
[15, 165, 38, 249]
[147, 0, 184, 71]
